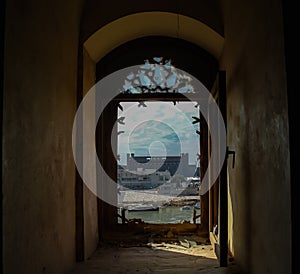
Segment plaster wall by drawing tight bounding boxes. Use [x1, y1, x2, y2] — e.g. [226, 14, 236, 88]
[220, 1, 291, 273]
[83, 48, 99, 259]
[3, 0, 83, 273]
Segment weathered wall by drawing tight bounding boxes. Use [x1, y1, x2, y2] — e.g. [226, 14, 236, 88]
[83, 48, 99, 259]
[3, 0, 83, 273]
[220, 0, 291, 273]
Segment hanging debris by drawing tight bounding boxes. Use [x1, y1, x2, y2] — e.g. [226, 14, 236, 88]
[118, 103, 123, 111]
[138, 101, 147, 107]
[117, 116, 125, 125]
[192, 116, 201, 124]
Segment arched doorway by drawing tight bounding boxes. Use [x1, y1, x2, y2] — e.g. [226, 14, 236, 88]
[95, 35, 218, 237]
[77, 11, 226, 264]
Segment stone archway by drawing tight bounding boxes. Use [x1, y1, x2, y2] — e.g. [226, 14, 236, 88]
[84, 11, 224, 63]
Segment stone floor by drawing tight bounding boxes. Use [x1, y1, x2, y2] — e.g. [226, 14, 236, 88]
[69, 243, 241, 274]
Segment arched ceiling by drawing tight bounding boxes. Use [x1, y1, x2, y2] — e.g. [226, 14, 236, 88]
[84, 12, 224, 63]
[80, 0, 223, 41]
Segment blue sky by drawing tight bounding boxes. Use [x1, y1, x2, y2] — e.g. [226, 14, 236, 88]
[117, 101, 200, 165]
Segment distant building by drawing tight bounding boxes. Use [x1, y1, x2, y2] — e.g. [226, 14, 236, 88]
[126, 153, 196, 177]
[118, 168, 171, 190]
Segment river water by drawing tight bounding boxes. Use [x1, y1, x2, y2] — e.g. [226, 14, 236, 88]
[118, 190, 200, 224]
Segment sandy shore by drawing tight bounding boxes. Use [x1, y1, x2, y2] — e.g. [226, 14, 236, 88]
[118, 190, 200, 207]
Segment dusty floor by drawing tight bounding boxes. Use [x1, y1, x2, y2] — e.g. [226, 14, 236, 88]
[69, 243, 241, 274]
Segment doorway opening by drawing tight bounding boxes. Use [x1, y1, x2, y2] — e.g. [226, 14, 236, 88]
[95, 37, 220, 246]
[116, 100, 201, 225]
